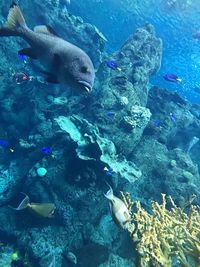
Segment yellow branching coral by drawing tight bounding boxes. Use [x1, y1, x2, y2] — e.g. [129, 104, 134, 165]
[121, 192, 200, 267]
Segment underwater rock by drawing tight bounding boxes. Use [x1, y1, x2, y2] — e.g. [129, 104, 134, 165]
[182, 170, 193, 182]
[54, 115, 142, 183]
[0, 245, 17, 267]
[0, 167, 14, 203]
[74, 242, 109, 267]
[0, 161, 26, 205]
[146, 86, 198, 149]
[168, 148, 199, 179]
[131, 137, 169, 181]
[86, 24, 161, 156]
[15, 227, 65, 267]
[99, 253, 135, 267]
[47, 95, 68, 106]
[88, 215, 118, 247]
[131, 137, 200, 203]
[123, 105, 151, 131]
[95, 23, 162, 105]
[37, 120, 54, 139]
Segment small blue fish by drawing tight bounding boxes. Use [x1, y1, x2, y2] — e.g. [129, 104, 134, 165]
[163, 74, 182, 83]
[104, 166, 114, 176]
[106, 60, 121, 71]
[106, 111, 115, 118]
[152, 119, 161, 127]
[41, 147, 52, 155]
[0, 139, 8, 148]
[0, 139, 14, 152]
[17, 53, 26, 61]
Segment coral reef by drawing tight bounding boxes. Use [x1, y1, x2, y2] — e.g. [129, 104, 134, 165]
[55, 115, 142, 183]
[145, 86, 200, 148]
[122, 192, 200, 267]
[0, 160, 29, 206]
[130, 136, 200, 204]
[0, 245, 14, 267]
[0, 1, 200, 266]
[99, 253, 134, 267]
[88, 24, 162, 156]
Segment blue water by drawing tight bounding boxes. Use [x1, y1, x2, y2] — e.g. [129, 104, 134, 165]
[69, 0, 200, 103]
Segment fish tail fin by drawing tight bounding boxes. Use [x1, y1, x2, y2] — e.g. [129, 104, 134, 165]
[9, 192, 30, 211]
[0, 2, 27, 37]
[104, 182, 114, 201]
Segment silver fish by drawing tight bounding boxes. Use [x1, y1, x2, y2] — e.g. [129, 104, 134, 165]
[104, 184, 130, 230]
[0, 2, 95, 93]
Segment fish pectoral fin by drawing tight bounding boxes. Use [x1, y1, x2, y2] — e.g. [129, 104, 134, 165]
[42, 71, 59, 84]
[34, 25, 59, 37]
[124, 211, 129, 221]
[46, 25, 60, 37]
[53, 53, 62, 65]
[18, 48, 38, 59]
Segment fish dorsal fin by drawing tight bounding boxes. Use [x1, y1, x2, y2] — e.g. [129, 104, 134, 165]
[34, 25, 59, 37]
[9, 192, 30, 211]
[104, 182, 114, 201]
[34, 25, 52, 35]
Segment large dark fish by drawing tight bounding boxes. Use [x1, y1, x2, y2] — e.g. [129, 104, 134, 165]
[0, 2, 95, 92]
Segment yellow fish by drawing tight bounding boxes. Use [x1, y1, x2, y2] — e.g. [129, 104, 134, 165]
[10, 193, 55, 218]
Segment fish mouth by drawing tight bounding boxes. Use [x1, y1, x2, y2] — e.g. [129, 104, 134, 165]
[78, 80, 92, 93]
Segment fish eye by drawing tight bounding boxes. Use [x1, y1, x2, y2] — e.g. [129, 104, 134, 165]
[81, 66, 89, 73]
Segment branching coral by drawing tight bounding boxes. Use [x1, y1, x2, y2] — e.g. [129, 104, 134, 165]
[121, 192, 200, 267]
